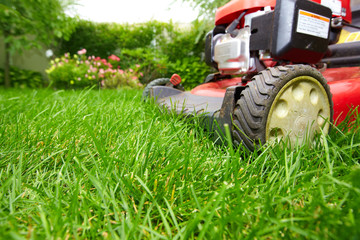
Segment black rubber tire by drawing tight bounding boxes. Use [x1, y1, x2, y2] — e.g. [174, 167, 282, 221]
[232, 65, 334, 151]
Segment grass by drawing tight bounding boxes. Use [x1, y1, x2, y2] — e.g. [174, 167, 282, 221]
[0, 88, 359, 239]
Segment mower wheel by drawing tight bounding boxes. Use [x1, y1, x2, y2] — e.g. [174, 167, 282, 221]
[232, 65, 333, 150]
[142, 78, 184, 100]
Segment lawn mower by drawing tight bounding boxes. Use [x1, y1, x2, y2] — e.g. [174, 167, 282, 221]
[144, 0, 360, 150]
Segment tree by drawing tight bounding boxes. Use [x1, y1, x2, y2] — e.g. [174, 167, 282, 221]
[0, 0, 77, 87]
[182, 0, 230, 19]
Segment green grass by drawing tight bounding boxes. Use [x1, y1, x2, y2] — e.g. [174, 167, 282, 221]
[0, 88, 359, 239]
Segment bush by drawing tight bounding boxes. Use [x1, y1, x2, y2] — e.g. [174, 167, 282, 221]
[0, 67, 43, 88]
[58, 20, 173, 58]
[167, 56, 212, 89]
[46, 49, 142, 89]
[119, 48, 169, 84]
[57, 19, 215, 89]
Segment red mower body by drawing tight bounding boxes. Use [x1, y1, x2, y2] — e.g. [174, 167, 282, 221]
[215, 0, 352, 25]
[191, 66, 360, 125]
[147, 0, 360, 150]
[199, 0, 359, 125]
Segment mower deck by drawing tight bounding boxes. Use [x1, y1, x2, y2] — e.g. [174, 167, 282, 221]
[150, 66, 360, 128]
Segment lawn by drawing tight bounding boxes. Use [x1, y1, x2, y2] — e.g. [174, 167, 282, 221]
[0, 88, 359, 239]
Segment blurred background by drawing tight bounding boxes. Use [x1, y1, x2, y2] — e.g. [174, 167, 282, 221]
[0, 0, 359, 89]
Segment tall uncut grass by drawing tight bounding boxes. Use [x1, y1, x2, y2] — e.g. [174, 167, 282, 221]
[0, 88, 359, 239]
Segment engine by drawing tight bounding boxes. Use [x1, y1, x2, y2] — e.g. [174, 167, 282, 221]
[205, 0, 352, 75]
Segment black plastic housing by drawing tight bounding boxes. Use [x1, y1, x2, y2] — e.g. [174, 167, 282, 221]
[270, 0, 332, 63]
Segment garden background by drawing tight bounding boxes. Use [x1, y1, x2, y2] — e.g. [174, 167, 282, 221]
[0, 17, 214, 89]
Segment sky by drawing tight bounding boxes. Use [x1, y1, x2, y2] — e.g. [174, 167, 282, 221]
[70, 0, 200, 24]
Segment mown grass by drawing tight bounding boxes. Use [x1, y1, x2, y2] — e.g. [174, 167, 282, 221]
[0, 88, 359, 239]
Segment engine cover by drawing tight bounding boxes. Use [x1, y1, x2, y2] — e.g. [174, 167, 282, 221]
[213, 27, 251, 75]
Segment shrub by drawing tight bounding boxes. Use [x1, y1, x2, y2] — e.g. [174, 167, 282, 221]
[56, 19, 215, 89]
[119, 48, 169, 84]
[0, 67, 43, 88]
[46, 49, 142, 89]
[167, 56, 212, 89]
[57, 20, 173, 58]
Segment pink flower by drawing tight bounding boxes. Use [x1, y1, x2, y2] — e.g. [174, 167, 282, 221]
[107, 63, 113, 68]
[99, 69, 105, 74]
[92, 75, 96, 79]
[65, 53, 69, 58]
[118, 69, 124, 74]
[94, 57, 101, 61]
[77, 77, 81, 81]
[97, 62, 101, 66]
[99, 74, 105, 78]
[101, 59, 107, 64]
[129, 68, 133, 73]
[135, 64, 140, 68]
[140, 72, 144, 77]
[85, 74, 88, 78]
[132, 76, 138, 80]
[101, 80, 105, 86]
[77, 48, 87, 55]
[108, 54, 120, 62]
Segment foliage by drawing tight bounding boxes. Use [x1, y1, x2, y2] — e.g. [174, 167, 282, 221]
[167, 56, 212, 89]
[119, 48, 169, 84]
[58, 20, 174, 59]
[0, 0, 77, 87]
[161, 20, 212, 62]
[57, 19, 214, 88]
[182, 0, 230, 18]
[0, 0, 76, 52]
[0, 67, 43, 88]
[46, 49, 142, 89]
[0, 88, 359, 239]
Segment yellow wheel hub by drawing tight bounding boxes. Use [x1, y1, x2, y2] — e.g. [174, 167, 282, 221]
[266, 76, 331, 145]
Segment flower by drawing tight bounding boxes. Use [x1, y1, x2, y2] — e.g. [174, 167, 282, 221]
[108, 54, 120, 62]
[129, 68, 133, 73]
[77, 48, 87, 55]
[135, 64, 140, 68]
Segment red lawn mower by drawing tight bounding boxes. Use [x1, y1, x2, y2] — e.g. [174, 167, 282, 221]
[144, 0, 360, 150]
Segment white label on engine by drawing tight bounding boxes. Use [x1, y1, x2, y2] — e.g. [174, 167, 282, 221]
[321, 0, 342, 16]
[296, 10, 330, 39]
